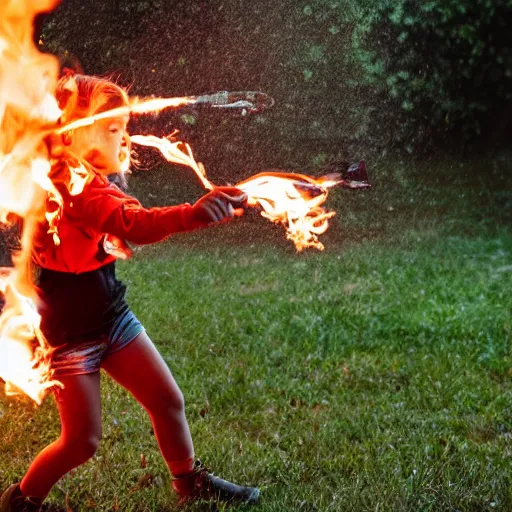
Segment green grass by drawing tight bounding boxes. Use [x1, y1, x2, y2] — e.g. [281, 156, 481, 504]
[1, 155, 512, 511]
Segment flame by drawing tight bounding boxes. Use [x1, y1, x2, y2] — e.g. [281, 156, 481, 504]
[236, 172, 339, 251]
[0, 0, 63, 402]
[131, 135, 340, 251]
[0, 267, 60, 403]
[56, 97, 195, 135]
[130, 134, 214, 191]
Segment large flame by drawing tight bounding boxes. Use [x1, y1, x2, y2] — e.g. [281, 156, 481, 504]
[0, 267, 59, 403]
[0, 0, 63, 403]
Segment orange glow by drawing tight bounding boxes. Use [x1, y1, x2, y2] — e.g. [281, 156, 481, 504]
[0, 268, 61, 404]
[56, 97, 195, 135]
[236, 172, 340, 251]
[0, 0, 63, 402]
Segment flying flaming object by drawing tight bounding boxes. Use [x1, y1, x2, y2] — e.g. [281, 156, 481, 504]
[128, 135, 370, 251]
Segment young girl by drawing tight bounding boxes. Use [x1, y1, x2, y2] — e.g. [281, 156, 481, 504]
[0, 74, 260, 511]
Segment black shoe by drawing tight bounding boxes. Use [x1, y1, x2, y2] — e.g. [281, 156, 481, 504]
[0, 484, 42, 512]
[172, 460, 260, 505]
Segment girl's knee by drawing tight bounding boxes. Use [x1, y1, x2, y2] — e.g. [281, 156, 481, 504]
[173, 388, 186, 411]
[148, 388, 186, 418]
[162, 388, 186, 416]
[61, 431, 102, 463]
[81, 433, 101, 459]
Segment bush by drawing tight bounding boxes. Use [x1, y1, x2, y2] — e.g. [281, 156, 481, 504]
[349, 0, 512, 152]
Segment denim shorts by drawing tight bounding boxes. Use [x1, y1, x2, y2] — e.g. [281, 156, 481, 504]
[49, 304, 145, 377]
[36, 263, 145, 377]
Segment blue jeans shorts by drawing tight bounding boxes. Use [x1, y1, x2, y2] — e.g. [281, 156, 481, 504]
[49, 305, 145, 377]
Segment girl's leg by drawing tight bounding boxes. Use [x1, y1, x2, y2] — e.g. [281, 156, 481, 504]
[20, 372, 102, 498]
[101, 332, 194, 473]
[102, 333, 260, 504]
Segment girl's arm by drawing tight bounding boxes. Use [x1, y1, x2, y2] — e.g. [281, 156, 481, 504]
[74, 177, 246, 245]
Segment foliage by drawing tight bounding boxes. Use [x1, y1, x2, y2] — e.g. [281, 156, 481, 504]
[349, 0, 512, 151]
[288, 0, 512, 152]
[40, 1, 511, 174]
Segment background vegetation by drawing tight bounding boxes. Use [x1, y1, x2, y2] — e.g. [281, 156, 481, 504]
[41, 0, 512, 164]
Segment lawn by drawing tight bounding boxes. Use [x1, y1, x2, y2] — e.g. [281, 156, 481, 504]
[1, 155, 511, 511]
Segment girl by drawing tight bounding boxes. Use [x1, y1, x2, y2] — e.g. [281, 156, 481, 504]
[0, 74, 260, 511]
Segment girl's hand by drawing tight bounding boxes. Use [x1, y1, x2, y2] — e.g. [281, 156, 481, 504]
[191, 187, 248, 224]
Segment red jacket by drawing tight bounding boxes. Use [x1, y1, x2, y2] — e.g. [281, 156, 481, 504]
[33, 173, 201, 273]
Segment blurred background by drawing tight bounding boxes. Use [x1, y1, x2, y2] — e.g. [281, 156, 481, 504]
[38, 0, 511, 177]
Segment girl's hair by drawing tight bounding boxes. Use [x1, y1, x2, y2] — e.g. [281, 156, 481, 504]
[54, 74, 132, 183]
[56, 73, 129, 121]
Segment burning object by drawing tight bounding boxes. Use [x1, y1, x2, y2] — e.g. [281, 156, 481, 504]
[236, 168, 369, 251]
[193, 90, 275, 115]
[129, 135, 371, 251]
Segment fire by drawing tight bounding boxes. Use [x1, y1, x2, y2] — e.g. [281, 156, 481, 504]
[130, 135, 341, 251]
[0, 0, 64, 403]
[130, 135, 214, 191]
[236, 172, 341, 251]
[55, 97, 195, 135]
[0, 267, 60, 403]
[0, 1, 356, 403]
[55, 90, 274, 135]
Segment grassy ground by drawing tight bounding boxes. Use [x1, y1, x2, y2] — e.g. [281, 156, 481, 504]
[1, 155, 511, 511]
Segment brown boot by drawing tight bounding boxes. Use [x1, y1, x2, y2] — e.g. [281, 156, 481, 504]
[172, 460, 260, 505]
[0, 484, 43, 512]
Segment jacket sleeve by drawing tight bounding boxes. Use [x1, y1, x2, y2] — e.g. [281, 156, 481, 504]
[74, 178, 207, 245]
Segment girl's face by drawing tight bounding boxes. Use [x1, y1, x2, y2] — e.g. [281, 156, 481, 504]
[71, 115, 129, 175]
